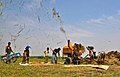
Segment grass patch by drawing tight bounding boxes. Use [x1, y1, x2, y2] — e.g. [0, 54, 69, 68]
[0, 58, 120, 77]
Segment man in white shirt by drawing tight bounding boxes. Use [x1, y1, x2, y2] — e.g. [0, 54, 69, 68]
[44, 47, 49, 63]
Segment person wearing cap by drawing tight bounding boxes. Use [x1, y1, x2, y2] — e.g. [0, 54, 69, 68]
[22, 46, 31, 63]
[44, 47, 49, 63]
[51, 48, 61, 64]
[5, 42, 14, 64]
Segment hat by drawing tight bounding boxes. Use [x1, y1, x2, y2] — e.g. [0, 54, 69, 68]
[25, 45, 31, 49]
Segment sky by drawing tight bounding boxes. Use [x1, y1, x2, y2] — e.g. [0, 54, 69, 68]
[0, 0, 120, 56]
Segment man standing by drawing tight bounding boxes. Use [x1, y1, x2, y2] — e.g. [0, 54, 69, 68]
[51, 48, 61, 64]
[44, 47, 49, 63]
[5, 42, 14, 64]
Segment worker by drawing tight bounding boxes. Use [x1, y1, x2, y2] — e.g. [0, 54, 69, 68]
[97, 51, 105, 64]
[93, 49, 96, 58]
[86, 46, 94, 60]
[72, 45, 81, 64]
[5, 42, 14, 64]
[22, 46, 31, 64]
[44, 47, 49, 63]
[51, 48, 61, 64]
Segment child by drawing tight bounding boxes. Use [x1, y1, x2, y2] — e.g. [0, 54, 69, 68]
[22, 52, 26, 64]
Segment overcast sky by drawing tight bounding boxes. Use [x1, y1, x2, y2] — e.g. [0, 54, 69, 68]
[0, 0, 120, 56]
